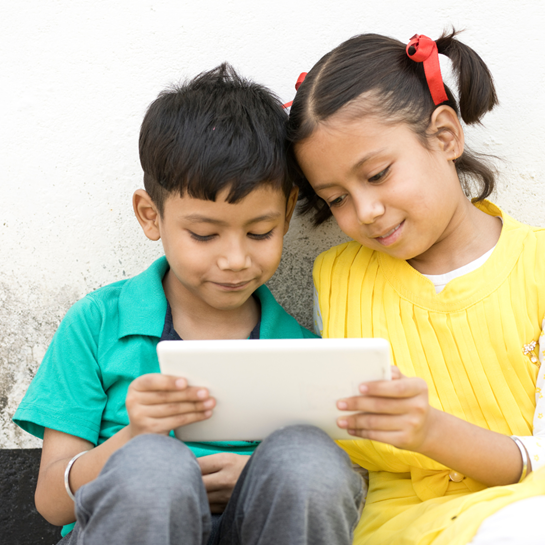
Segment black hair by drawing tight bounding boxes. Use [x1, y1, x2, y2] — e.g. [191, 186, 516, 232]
[139, 63, 292, 215]
[287, 29, 499, 225]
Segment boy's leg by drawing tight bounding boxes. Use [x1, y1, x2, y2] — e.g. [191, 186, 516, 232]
[213, 425, 364, 545]
[59, 434, 211, 545]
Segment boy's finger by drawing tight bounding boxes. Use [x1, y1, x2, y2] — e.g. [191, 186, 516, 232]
[198, 453, 226, 476]
[140, 399, 216, 418]
[150, 409, 214, 433]
[136, 387, 211, 405]
[132, 373, 191, 392]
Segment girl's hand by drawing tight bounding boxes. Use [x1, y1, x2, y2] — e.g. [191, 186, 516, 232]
[126, 373, 215, 438]
[336, 366, 437, 452]
[198, 453, 250, 512]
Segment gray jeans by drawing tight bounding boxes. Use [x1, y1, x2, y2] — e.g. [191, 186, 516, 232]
[59, 425, 363, 545]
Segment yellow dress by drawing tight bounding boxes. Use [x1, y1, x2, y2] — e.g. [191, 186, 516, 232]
[313, 202, 545, 545]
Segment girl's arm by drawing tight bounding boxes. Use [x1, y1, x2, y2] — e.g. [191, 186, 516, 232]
[36, 374, 214, 526]
[337, 366, 528, 486]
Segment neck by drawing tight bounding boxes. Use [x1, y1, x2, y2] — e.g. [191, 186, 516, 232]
[408, 200, 502, 275]
[162, 270, 260, 340]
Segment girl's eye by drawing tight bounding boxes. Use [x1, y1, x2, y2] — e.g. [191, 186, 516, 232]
[369, 167, 389, 183]
[189, 232, 215, 242]
[328, 195, 347, 208]
[248, 229, 274, 240]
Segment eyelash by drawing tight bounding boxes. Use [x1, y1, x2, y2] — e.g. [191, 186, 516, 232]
[369, 166, 389, 183]
[327, 166, 391, 207]
[189, 229, 274, 242]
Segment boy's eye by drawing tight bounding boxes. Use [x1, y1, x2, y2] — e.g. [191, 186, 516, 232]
[368, 167, 389, 183]
[189, 231, 216, 242]
[248, 229, 274, 240]
[328, 195, 347, 208]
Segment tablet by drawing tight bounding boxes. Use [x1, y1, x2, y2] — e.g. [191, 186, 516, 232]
[157, 338, 390, 441]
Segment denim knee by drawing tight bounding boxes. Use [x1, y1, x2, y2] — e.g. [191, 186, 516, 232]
[252, 425, 357, 495]
[95, 434, 201, 504]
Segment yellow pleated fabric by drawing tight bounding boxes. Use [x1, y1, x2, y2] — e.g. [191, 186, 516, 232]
[313, 201, 545, 545]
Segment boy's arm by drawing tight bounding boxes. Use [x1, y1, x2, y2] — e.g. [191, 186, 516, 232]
[36, 426, 132, 526]
[36, 374, 215, 526]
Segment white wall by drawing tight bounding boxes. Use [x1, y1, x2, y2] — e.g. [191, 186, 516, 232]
[2, 0, 544, 447]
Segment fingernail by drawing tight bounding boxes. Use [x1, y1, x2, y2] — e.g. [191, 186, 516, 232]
[359, 384, 368, 394]
[175, 378, 186, 388]
[197, 389, 208, 399]
[204, 410, 212, 418]
[204, 399, 214, 408]
[348, 429, 356, 435]
[337, 401, 348, 410]
[338, 419, 348, 428]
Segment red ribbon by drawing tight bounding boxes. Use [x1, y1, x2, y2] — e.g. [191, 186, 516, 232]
[406, 34, 448, 106]
[283, 72, 308, 109]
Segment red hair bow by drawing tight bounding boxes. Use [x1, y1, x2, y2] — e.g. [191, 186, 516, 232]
[283, 72, 307, 109]
[406, 34, 448, 106]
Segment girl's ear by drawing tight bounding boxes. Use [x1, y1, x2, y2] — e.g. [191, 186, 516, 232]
[283, 187, 299, 235]
[428, 105, 465, 162]
[133, 189, 161, 241]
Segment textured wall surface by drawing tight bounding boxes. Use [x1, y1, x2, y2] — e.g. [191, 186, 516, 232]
[2, 0, 545, 448]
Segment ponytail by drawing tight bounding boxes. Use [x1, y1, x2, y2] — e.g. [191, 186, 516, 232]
[435, 30, 498, 124]
[288, 29, 500, 225]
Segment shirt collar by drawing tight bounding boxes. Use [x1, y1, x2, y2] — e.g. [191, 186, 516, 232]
[118, 256, 169, 339]
[117, 257, 306, 340]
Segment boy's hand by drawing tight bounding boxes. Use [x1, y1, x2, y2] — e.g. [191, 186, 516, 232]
[198, 453, 250, 513]
[126, 374, 215, 438]
[336, 366, 437, 452]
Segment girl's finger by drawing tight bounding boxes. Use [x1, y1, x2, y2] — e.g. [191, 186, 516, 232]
[337, 412, 406, 432]
[390, 366, 402, 380]
[337, 395, 416, 414]
[357, 376, 427, 399]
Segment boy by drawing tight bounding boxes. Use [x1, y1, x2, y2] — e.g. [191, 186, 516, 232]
[13, 64, 363, 545]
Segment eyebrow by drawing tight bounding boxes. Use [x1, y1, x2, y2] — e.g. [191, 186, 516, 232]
[183, 212, 282, 225]
[312, 148, 386, 191]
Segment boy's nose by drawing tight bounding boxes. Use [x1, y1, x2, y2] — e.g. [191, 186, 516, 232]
[217, 252, 251, 272]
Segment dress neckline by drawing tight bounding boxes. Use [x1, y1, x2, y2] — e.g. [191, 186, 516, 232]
[377, 201, 529, 312]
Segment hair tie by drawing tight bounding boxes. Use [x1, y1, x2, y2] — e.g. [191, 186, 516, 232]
[283, 72, 308, 109]
[406, 34, 448, 106]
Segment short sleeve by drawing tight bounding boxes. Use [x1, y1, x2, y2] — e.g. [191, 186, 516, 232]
[13, 296, 107, 445]
[514, 317, 545, 472]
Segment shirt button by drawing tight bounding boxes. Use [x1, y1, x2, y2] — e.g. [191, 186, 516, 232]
[449, 471, 465, 482]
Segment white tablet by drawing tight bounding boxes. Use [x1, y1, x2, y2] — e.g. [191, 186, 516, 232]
[157, 338, 390, 441]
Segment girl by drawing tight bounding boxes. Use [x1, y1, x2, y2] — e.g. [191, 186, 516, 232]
[287, 30, 545, 545]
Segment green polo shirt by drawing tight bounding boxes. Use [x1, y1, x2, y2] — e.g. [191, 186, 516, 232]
[14, 256, 316, 537]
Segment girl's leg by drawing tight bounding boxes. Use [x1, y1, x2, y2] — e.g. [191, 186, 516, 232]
[58, 434, 211, 545]
[213, 425, 364, 545]
[469, 496, 545, 545]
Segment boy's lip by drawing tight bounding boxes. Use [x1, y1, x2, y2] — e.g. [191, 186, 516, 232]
[212, 280, 253, 291]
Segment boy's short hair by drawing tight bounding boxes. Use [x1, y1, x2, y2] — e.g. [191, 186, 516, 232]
[139, 63, 293, 215]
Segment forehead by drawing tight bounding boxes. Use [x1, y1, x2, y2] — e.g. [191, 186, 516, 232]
[295, 117, 416, 181]
[161, 185, 287, 223]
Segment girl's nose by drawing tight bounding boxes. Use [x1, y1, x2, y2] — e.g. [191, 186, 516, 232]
[354, 196, 385, 225]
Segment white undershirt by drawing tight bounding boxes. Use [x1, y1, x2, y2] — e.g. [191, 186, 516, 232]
[421, 247, 495, 294]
